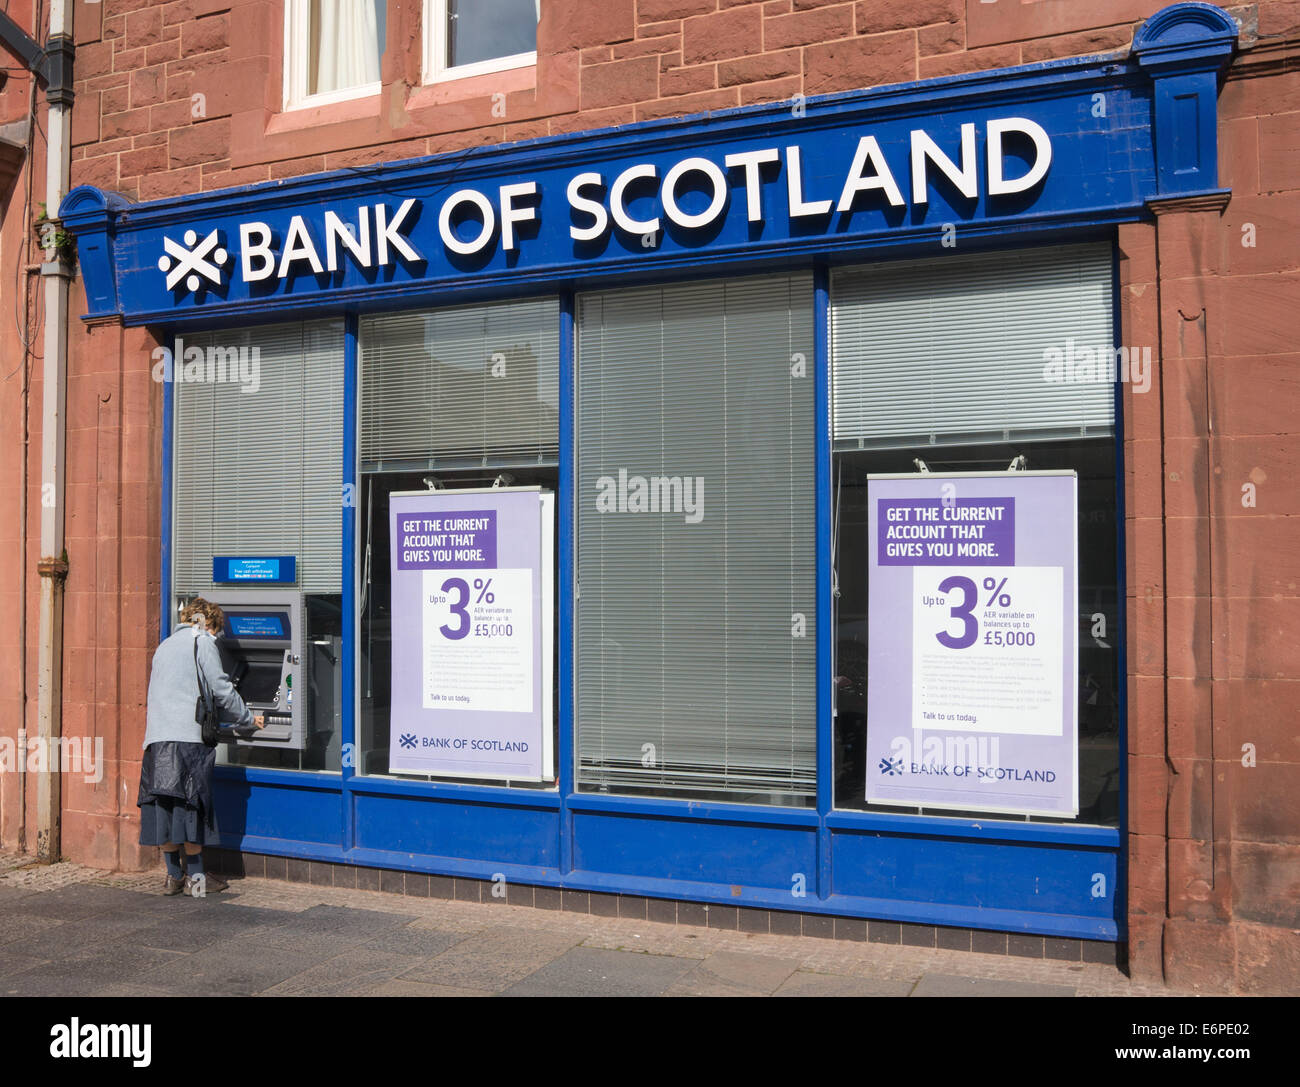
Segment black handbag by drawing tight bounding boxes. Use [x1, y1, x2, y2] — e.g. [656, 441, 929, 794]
[193, 637, 221, 748]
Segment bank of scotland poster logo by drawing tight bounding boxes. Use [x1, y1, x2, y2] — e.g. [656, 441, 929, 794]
[399, 733, 417, 750]
[158, 228, 229, 295]
[878, 757, 903, 777]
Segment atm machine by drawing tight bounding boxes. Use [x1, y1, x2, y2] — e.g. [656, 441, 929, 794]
[201, 589, 336, 753]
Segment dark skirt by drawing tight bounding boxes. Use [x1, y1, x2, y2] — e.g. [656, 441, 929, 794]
[138, 795, 219, 847]
[138, 740, 219, 847]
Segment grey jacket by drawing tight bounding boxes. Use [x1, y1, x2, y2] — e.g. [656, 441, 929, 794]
[143, 623, 253, 748]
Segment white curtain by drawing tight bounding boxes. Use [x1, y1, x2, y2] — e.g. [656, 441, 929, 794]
[313, 0, 381, 95]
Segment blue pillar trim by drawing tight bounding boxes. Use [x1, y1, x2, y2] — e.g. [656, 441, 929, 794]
[341, 313, 359, 849]
[159, 331, 174, 640]
[813, 263, 832, 901]
[1132, 2, 1238, 197]
[558, 290, 576, 875]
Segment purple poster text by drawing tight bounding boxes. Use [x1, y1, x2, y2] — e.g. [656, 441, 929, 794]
[395, 509, 497, 570]
[877, 498, 1015, 566]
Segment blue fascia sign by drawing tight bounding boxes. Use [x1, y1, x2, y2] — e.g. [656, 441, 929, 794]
[61, 3, 1237, 326]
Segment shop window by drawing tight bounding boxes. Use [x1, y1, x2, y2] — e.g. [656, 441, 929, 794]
[424, 0, 539, 83]
[284, 0, 386, 111]
[358, 297, 560, 786]
[575, 274, 817, 807]
[172, 320, 346, 772]
[830, 242, 1122, 825]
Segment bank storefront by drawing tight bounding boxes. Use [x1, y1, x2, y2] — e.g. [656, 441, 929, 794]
[62, 4, 1237, 945]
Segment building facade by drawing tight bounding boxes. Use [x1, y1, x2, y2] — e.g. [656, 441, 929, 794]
[1, 0, 1297, 994]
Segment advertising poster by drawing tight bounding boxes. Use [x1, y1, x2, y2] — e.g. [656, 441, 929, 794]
[388, 488, 553, 780]
[864, 472, 1078, 817]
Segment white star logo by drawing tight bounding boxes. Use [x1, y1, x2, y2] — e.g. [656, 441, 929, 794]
[157, 228, 230, 294]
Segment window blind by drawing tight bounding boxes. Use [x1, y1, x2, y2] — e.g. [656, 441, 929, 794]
[576, 274, 817, 802]
[359, 297, 559, 472]
[831, 242, 1115, 450]
[172, 320, 344, 595]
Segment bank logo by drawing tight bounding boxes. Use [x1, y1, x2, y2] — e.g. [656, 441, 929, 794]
[878, 757, 903, 777]
[399, 733, 417, 750]
[158, 228, 229, 294]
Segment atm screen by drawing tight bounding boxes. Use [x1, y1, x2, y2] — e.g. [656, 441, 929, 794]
[225, 612, 289, 639]
[235, 662, 282, 704]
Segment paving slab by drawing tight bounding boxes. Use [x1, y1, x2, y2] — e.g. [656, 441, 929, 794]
[663, 950, 803, 997]
[135, 936, 328, 996]
[91, 982, 182, 998]
[127, 905, 296, 952]
[0, 948, 49, 982]
[774, 970, 917, 997]
[4, 943, 187, 996]
[400, 926, 584, 991]
[261, 948, 424, 997]
[8, 882, 140, 921]
[911, 973, 1076, 998]
[366, 978, 493, 997]
[357, 924, 467, 958]
[501, 946, 699, 997]
[0, 886, 38, 907]
[0, 913, 67, 949]
[242, 904, 418, 955]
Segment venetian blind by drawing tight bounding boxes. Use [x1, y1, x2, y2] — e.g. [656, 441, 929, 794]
[576, 273, 817, 803]
[172, 320, 344, 594]
[832, 242, 1115, 449]
[359, 297, 559, 472]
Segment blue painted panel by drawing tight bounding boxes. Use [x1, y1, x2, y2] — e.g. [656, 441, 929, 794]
[566, 792, 817, 828]
[831, 828, 1117, 920]
[213, 778, 342, 845]
[824, 808, 1120, 847]
[66, 56, 1163, 326]
[572, 810, 818, 889]
[354, 791, 560, 868]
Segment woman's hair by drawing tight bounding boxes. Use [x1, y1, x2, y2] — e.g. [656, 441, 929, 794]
[179, 597, 226, 634]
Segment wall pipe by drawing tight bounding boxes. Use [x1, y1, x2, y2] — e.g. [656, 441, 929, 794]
[35, 0, 74, 863]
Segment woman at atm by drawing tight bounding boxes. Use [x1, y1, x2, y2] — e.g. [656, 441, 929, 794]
[138, 597, 264, 897]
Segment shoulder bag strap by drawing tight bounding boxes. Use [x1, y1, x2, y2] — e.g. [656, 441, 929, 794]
[193, 634, 214, 714]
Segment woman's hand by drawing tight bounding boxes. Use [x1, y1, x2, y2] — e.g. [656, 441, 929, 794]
[253, 715, 266, 729]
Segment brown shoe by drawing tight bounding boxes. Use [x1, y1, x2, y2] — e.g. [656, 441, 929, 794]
[183, 872, 229, 898]
[163, 875, 185, 896]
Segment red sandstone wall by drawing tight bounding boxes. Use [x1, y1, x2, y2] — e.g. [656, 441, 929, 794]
[65, 0, 1300, 196]
[1119, 29, 1300, 993]
[56, 307, 162, 873]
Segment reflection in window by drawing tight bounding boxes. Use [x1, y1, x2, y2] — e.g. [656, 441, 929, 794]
[428, 0, 539, 81]
[829, 243, 1122, 826]
[832, 441, 1122, 825]
[357, 298, 561, 787]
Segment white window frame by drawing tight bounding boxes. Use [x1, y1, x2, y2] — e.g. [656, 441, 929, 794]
[284, 0, 383, 112]
[423, 0, 539, 85]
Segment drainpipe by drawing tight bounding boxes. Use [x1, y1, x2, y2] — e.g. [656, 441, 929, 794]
[34, 0, 74, 863]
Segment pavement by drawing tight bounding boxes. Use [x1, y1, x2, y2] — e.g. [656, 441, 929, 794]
[0, 851, 1189, 997]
